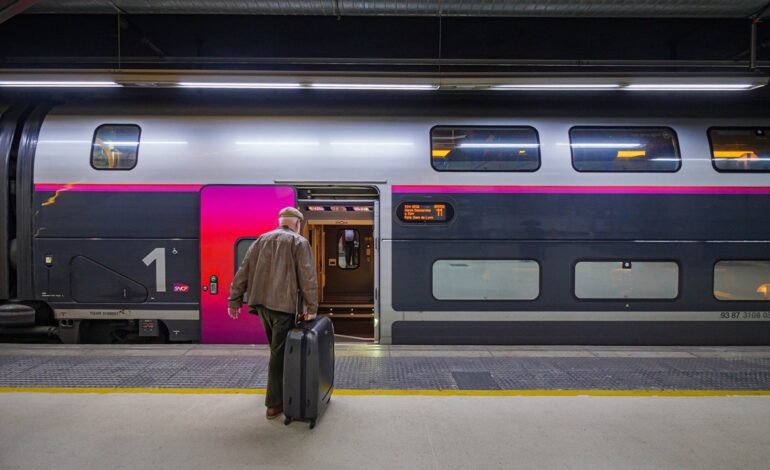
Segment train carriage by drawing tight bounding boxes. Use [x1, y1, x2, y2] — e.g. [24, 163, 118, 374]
[1, 96, 769, 345]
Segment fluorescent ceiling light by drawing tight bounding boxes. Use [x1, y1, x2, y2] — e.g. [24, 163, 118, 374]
[330, 141, 414, 146]
[310, 83, 437, 90]
[491, 84, 621, 90]
[569, 143, 642, 148]
[0, 80, 121, 88]
[625, 83, 756, 91]
[235, 141, 319, 146]
[178, 82, 302, 89]
[97, 141, 188, 146]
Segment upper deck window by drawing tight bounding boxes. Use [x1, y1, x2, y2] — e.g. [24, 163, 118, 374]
[709, 128, 770, 172]
[91, 124, 141, 170]
[431, 126, 540, 172]
[570, 127, 680, 172]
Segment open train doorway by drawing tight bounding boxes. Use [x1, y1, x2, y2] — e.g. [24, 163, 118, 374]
[298, 186, 379, 343]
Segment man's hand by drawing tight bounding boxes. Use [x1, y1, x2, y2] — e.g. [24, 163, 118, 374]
[228, 307, 240, 319]
[301, 308, 316, 322]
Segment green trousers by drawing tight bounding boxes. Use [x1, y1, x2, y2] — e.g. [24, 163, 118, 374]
[255, 306, 295, 407]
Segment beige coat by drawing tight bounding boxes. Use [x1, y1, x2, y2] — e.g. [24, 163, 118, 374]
[228, 226, 318, 315]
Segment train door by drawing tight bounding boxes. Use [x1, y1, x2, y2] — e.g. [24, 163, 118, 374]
[199, 185, 296, 344]
[300, 196, 378, 342]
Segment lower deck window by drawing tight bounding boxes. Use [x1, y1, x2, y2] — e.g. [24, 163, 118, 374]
[714, 261, 770, 301]
[574, 261, 679, 299]
[432, 260, 539, 300]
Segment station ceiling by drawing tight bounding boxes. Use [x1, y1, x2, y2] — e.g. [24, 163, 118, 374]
[1, 0, 769, 102]
[18, 1, 770, 18]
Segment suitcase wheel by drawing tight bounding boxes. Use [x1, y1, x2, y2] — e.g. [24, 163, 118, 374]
[284, 417, 291, 426]
[309, 420, 316, 430]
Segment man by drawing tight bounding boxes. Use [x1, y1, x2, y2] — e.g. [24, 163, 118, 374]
[227, 207, 318, 420]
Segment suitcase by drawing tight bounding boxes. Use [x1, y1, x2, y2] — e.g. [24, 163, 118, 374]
[283, 316, 335, 429]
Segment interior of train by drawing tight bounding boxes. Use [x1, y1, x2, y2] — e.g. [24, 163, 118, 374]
[299, 186, 378, 341]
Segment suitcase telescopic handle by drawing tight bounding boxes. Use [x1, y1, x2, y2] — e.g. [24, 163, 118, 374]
[295, 288, 304, 328]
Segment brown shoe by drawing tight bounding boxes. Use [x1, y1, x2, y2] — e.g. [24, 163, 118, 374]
[266, 405, 283, 420]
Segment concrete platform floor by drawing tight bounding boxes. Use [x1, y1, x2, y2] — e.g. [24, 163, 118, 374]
[1, 391, 770, 470]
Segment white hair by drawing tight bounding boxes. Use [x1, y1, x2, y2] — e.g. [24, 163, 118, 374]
[279, 216, 301, 229]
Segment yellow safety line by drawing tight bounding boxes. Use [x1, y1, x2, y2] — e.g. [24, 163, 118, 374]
[2, 386, 770, 397]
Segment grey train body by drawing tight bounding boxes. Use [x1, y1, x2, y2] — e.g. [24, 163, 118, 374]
[1, 98, 769, 345]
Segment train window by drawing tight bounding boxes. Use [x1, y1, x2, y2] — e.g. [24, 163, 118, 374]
[570, 127, 680, 172]
[431, 126, 540, 172]
[432, 260, 539, 300]
[714, 261, 770, 301]
[91, 124, 141, 170]
[709, 128, 770, 172]
[574, 261, 679, 299]
[337, 229, 360, 269]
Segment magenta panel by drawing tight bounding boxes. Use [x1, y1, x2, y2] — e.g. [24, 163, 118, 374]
[200, 185, 296, 344]
[392, 185, 770, 195]
[35, 183, 203, 192]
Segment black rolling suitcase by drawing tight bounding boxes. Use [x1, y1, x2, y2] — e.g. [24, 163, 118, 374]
[283, 315, 335, 428]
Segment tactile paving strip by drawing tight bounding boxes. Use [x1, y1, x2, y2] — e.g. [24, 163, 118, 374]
[1, 354, 769, 390]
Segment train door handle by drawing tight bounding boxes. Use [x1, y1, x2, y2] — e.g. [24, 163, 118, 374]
[209, 275, 218, 295]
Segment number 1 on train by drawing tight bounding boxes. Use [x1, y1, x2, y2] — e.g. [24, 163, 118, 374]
[143, 248, 167, 292]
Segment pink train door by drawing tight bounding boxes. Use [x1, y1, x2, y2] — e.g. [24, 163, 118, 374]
[199, 185, 296, 344]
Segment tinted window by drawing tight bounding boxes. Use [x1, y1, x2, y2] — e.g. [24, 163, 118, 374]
[235, 238, 257, 271]
[431, 126, 540, 171]
[91, 124, 141, 170]
[714, 261, 770, 301]
[575, 261, 679, 299]
[570, 127, 680, 172]
[709, 128, 770, 172]
[432, 260, 539, 300]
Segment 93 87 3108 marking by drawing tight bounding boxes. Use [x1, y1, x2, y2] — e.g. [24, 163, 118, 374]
[720, 311, 770, 320]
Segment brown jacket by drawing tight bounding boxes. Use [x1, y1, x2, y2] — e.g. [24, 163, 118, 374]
[228, 226, 318, 315]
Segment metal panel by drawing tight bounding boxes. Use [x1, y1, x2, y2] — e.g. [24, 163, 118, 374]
[199, 185, 296, 344]
[0, 104, 26, 299]
[392, 192, 770, 241]
[26, 1, 770, 18]
[392, 321, 770, 345]
[33, 190, 199, 238]
[391, 240, 770, 312]
[373, 199, 380, 342]
[33, 238, 200, 306]
[15, 103, 51, 301]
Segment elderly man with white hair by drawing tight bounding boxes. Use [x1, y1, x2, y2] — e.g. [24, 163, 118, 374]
[228, 206, 319, 419]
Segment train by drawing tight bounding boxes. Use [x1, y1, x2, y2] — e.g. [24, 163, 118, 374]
[0, 94, 769, 345]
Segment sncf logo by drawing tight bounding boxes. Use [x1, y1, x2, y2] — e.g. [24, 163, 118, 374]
[173, 283, 190, 293]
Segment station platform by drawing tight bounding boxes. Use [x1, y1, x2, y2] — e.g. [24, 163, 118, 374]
[2, 344, 770, 469]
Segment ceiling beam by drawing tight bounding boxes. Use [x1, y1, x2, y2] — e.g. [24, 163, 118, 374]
[0, 0, 39, 25]
[754, 2, 770, 20]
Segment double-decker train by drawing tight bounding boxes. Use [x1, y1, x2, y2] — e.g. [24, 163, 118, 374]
[1, 94, 769, 345]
